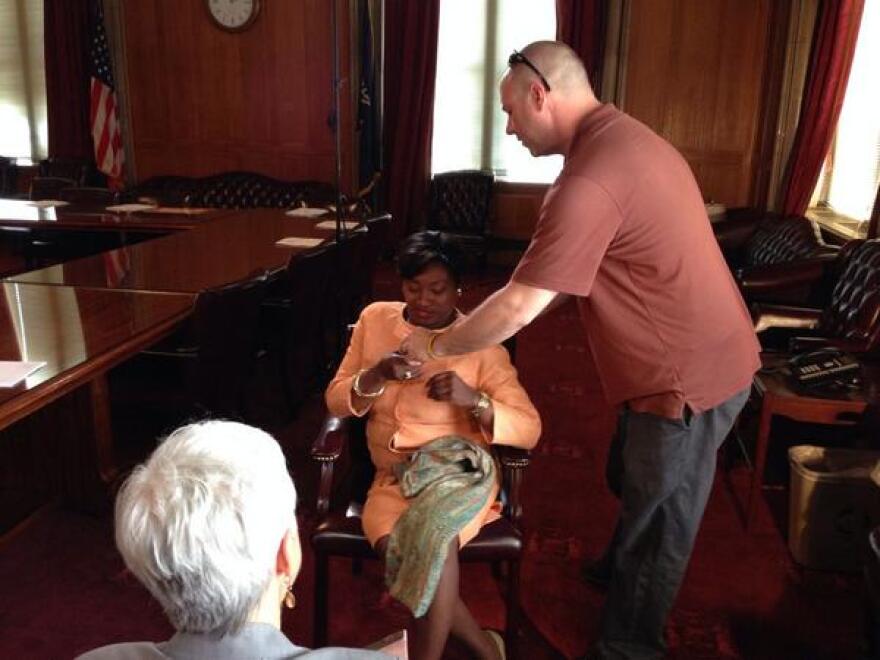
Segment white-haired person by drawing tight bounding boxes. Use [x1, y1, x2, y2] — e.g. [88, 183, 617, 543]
[77, 420, 390, 660]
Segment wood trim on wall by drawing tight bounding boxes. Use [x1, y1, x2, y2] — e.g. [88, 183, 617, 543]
[750, 0, 793, 211]
[765, 0, 819, 212]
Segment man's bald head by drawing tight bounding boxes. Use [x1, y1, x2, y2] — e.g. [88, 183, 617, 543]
[506, 41, 594, 98]
[500, 40, 601, 158]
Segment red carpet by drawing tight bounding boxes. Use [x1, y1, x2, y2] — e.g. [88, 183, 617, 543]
[0, 264, 865, 659]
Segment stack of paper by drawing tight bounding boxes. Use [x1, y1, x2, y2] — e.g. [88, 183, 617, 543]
[315, 220, 361, 230]
[105, 203, 158, 213]
[0, 361, 46, 387]
[275, 236, 325, 249]
[26, 200, 69, 208]
[286, 207, 329, 217]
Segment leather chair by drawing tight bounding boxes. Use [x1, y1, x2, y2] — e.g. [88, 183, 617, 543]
[134, 269, 271, 420]
[262, 246, 337, 414]
[58, 186, 119, 206]
[714, 210, 840, 306]
[29, 176, 77, 201]
[427, 170, 494, 268]
[38, 157, 90, 186]
[752, 239, 880, 354]
[0, 155, 15, 196]
[128, 171, 336, 209]
[344, 214, 391, 326]
[310, 341, 529, 655]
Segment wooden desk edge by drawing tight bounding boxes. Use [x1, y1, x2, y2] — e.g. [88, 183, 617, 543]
[0, 299, 195, 432]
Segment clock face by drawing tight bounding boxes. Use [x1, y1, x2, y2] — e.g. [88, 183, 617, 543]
[206, 0, 260, 31]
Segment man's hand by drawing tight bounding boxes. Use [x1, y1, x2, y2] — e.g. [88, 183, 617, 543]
[376, 352, 423, 382]
[425, 371, 478, 409]
[399, 328, 436, 362]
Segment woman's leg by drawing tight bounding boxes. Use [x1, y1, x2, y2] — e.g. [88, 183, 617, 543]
[376, 537, 501, 660]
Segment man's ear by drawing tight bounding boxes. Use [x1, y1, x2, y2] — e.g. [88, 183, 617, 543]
[275, 528, 302, 581]
[530, 82, 547, 111]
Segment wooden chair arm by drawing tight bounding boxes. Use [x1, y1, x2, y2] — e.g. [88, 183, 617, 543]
[751, 303, 821, 334]
[494, 445, 530, 525]
[311, 415, 350, 517]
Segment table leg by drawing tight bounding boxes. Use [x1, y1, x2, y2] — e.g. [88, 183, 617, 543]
[89, 374, 118, 487]
[747, 399, 774, 531]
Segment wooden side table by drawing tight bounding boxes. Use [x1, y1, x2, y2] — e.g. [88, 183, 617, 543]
[747, 356, 874, 530]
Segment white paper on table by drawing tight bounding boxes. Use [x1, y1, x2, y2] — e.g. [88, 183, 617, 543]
[275, 236, 325, 249]
[26, 200, 69, 208]
[315, 220, 360, 230]
[141, 206, 211, 215]
[0, 361, 46, 387]
[105, 203, 158, 213]
[285, 207, 329, 217]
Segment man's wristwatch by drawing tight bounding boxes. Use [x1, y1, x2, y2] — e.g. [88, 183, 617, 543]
[470, 391, 491, 418]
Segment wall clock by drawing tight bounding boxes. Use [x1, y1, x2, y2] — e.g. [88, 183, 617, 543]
[206, 0, 261, 32]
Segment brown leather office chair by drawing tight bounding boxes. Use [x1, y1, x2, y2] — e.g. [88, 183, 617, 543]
[29, 176, 77, 201]
[345, 214, 391, 325]
[136, 269, 271, 420]
[262, 246, 337, 415]
[310, 339, 529, 655]
[58, 186, 119, 205]
[38, 157, 90, 186]
[427, 170, 494, 269]
[752, 239, 880, 354]
[714, 210, 840, 306]
[0, 156, 15, 196]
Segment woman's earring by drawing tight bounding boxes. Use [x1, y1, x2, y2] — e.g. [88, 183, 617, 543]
[284, 582, 296, 610]
[457, 288, 463, 296]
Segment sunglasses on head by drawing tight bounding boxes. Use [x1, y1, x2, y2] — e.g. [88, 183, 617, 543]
[508, 50, 551, 91]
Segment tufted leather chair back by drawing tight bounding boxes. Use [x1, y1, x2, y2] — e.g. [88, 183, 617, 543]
[818, 239, 880, 353]
[428, 169, 494, 235]
[744, 216, 835, 267]
[129, 171, 335, 209]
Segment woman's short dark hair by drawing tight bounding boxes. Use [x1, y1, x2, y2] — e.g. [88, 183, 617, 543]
[397, 231, 465, 285]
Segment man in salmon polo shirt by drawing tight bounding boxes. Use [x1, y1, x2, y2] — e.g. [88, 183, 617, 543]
[401, 41, 761, 659]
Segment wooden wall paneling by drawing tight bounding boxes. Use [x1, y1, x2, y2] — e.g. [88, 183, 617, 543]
[120, 0, 352, 188]
[621, 0, 772, 206]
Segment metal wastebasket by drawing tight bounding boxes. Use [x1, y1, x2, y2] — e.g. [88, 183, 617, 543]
[788, 445, 880, 571]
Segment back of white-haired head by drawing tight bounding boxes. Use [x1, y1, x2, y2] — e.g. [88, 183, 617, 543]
[115, 420, 297, 636]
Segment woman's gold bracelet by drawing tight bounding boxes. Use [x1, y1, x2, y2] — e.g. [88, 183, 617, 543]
[352, 369, 385, 398]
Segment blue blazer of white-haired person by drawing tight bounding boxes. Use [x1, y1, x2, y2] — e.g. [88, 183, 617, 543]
[77, 420, 390, 660]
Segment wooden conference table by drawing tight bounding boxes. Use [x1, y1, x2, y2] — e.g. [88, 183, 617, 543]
[0, 197, 229, 233]
[4, 209, 348, 293]
[0, 203, 352, 513]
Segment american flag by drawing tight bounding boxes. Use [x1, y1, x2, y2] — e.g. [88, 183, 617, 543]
[89, 0, 124, 183]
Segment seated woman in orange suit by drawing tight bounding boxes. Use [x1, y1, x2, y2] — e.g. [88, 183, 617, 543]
[325, 231, 541, 660]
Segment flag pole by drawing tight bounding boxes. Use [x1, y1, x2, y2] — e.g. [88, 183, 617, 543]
[332, 0, 345, 245]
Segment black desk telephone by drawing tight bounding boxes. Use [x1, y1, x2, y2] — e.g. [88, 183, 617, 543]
[788, 348, 860, 386]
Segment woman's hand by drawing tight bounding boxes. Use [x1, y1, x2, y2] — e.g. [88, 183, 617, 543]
[425, 370, 478, 408]
[376, 352, 424, 382]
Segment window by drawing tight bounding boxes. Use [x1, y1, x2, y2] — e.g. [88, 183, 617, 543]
[808, 0, 880, 237]
[431, 0, 562, 184]
[0, 0, 47, 163]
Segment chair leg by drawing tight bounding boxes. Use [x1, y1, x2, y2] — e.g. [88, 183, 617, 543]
[313, 549, 329, 648]
[505, 559, 520, 660]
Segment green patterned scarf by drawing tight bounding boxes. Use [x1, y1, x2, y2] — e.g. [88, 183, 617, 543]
[385, 435, 496, 617]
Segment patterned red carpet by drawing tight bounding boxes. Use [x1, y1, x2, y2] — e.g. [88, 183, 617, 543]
[0, 264, 865, 659]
